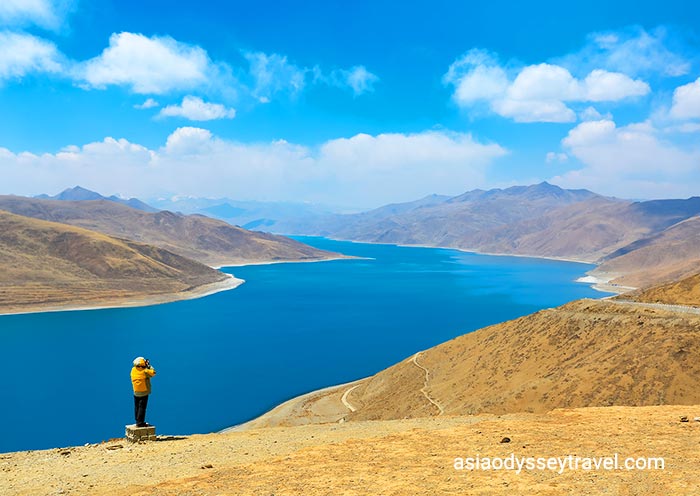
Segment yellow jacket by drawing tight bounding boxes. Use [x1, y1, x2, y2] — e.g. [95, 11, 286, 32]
[131, 366, 156, 395]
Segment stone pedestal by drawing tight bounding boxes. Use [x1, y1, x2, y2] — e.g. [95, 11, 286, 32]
[126, 424, 157, 442]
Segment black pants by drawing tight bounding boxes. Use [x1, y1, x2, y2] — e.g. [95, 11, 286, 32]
[134, 395, 149, 425]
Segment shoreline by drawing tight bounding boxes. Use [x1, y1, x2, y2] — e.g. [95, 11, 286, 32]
[215, 239, 631, 434]
[212, 254, 359, 269]
[0, 254, 353, 318]
[220, 377, 367, 433]
[291, 235, 599, 265]
[293, 235, 617, 292]
[0, 274, 244, 317]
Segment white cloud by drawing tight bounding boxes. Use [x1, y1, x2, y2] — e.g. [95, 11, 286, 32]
[244, 51, 306, 101]
[551, 119, 700, 199]
[579, 106, 612, 121]
[163, 126, 214, 155]
[0, 0, 70, 30]
[0, 31, 62, 81]
[77, 32, 213, 94]
[157, 96, 235, 121]
[581, 69, 649, 101]
[546, 152, 568, 163]
[443, 49, 508, 105]
[507, 64, 579, 101]
[134, 98, 159, 109]
[330, 65, 379, 95]
[667, 122, 700, 134]
[559, 26, 691, 78]
[669, 78, 700, 120]
[0, 129, 506, 207]
[444, 52, 649, 123]
[0, 28, 378, 106]
[492, 98, 575, 123]
[451, 64, 509, 104]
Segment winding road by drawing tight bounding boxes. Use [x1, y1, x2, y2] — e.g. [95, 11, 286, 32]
[599, 298, 700, 316]
[410, 352, 445, 415]
[341, 385, 360, 413]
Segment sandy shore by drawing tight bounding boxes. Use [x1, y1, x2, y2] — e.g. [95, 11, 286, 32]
[0, 274, 244, 317]
[576, 273, 637, 295]
[212, 254, 358, 269]
[221, 378, 367, 432]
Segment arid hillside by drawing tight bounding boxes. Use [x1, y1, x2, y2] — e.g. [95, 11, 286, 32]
[242, 298, 700, 428]
[629, 271, 700, 307]
[0, 210, 236, 314]
[0, 195, 338, 266]
[593, 215, 700, 288]
[2, 405, 698, 495]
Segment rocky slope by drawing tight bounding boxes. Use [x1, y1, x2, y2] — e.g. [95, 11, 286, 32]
[628, 271, 700, 307]
[592, 215, 700, 288]
[0, 210, 236, 314]
[0, 195, 339, 266]
[243, 298, 700, 427]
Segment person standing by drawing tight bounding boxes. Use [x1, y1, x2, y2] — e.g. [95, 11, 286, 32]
[131, 356, 156, 427]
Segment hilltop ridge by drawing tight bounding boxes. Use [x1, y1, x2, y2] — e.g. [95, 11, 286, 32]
[0, 210, 238, 315]
[36, 186, 159, 212]
[0, 194, 339, 267]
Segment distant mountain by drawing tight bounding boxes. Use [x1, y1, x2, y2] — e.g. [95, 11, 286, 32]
[0, 196, 341, 267]
[36, 186, 158, 213]
[0, 210, 230, 314]
[202, 203, 247, 219]
[149, 196, 343, 233]
[286, 182, 606, 247]
[277, 183, 700, 289]
[463, 196, 700, 263]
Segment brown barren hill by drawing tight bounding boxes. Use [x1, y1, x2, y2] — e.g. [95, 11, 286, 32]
[627, 271, 700, 307]
[0, 210, 236, 314]
[0, 196, 340, 266]
[3, 405, 699, 496]
[244, 298, 700, 428]
[593, 215, 700, 288]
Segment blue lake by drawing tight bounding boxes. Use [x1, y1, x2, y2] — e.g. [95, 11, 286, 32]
[0, 237, 609, 452]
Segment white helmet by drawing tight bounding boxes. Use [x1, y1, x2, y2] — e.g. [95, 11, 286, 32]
[133, 356, 146, 367]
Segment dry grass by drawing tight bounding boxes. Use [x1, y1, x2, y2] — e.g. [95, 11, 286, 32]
[3, 405, 699, 495]
[246, 299, 700, 428]
[630, 272, 700, 307]
[0, 210, 229, 313]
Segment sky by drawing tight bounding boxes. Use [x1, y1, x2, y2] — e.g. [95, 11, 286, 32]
[1, 0, 699, 208]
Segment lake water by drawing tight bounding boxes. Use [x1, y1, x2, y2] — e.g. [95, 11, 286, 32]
[0, 237, 609, 452]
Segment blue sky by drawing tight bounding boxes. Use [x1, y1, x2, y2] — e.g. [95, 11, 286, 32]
[1, 0, 699, 207]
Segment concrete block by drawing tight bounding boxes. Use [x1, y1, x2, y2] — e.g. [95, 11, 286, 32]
[126, 424, 156, 442]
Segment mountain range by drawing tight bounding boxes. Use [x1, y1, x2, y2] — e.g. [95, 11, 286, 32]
[148, 195, 342, 232]
[36, 186, 158, 213]
[24, 183, 700, 289]
[271, 182, 700, 289]
[0, 188, 343, 313]
[0, 194, 338, 267]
